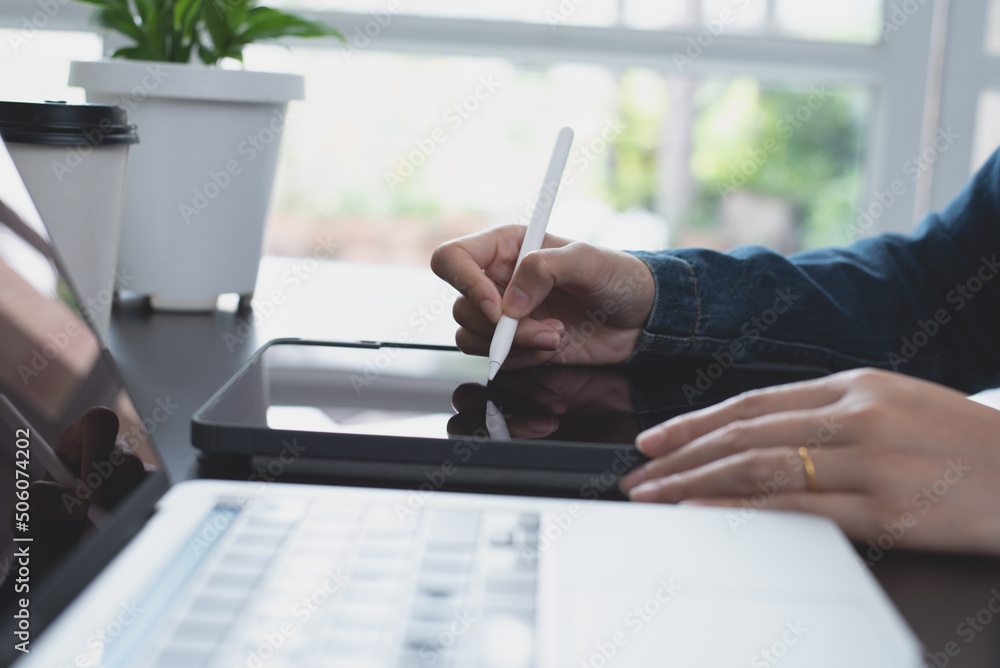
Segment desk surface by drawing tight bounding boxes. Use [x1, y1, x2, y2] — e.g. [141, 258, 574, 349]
[109, 257, 1000, 667]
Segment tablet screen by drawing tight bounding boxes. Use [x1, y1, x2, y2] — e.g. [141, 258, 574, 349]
[198, 341, 828, 446]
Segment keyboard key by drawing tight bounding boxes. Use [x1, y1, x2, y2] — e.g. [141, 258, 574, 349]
[189, 591, 247, 618]
[151, 642, 215, 668]
[409, 593, 464, 621]
[204, 570, 262, 592]
[425, 512, 479, 551]
[172, 617, 231, 646]
[485, 575, 537, 596]
[420, 553, 473, 576]
[479, 614, 534, 668]
[416, 573, 467, 599]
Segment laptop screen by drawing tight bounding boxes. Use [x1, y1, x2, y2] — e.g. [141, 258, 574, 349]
[0, 138, 167, 650]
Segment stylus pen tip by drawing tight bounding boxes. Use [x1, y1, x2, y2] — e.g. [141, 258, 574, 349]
[488, 360, 501, 382]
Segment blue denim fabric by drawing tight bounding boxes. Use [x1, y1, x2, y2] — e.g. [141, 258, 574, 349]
[626, 147, 1000, 394]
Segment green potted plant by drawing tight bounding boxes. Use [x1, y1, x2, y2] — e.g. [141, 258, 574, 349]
[68, 0, 343, 311]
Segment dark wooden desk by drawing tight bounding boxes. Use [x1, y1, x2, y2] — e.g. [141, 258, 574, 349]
[109, 258, 1000, 668]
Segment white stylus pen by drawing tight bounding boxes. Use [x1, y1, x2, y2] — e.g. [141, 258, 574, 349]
[488, 127, 574, 382]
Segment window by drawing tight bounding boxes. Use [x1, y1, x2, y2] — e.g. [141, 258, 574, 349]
[0, 29, 101, 104]
[0, 0, 994, 266]
[252, 42, 873, 263]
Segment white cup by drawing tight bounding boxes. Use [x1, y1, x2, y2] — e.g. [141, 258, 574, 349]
[0, 102, 138, 344]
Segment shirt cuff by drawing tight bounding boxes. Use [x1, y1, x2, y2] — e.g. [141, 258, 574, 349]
[624, 251, 702, 360]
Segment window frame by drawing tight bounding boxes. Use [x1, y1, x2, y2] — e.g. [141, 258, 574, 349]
[1, 0, 993, 236]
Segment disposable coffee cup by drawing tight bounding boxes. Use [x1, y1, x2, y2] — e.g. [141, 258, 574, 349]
[0, 101, 138, 344]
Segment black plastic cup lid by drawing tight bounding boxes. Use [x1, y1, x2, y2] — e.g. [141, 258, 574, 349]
[0, 101, 139, 147]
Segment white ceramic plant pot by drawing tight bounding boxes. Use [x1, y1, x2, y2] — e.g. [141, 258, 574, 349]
[68, 60, 304, 311]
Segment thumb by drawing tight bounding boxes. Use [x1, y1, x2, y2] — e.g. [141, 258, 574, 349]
[501, 242, 600, 319]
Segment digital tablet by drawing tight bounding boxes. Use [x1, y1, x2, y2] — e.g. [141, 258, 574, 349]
[192, 339, 829, 498]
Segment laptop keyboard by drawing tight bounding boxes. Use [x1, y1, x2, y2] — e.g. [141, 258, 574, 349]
[142, 499, 540, 668]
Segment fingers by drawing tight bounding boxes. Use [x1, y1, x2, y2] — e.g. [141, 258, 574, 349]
[55, 406, 120, 476]
[636, 377, 846, 457]
[453, 297, 566, 350]
[501, 242, 606, 319]
[621, 408, 849, 492]
[455, 327, 566, 370]
[432, 226, 571, 324]
[626, 446, 867, 503]
[78, 407, 120, 481]
[446, 409, 559, 439]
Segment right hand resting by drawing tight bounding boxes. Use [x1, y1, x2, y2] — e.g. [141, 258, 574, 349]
[430, 225, 656, 369]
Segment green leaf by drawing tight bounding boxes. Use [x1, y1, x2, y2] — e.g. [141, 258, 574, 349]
[111, 45, 158, 60]
[74, 0, 344, 64]
[75, 0, 130, 10]
[239, 7, 344, 42]
[201, 1, 231, 65]
[197, 43, 217, 65]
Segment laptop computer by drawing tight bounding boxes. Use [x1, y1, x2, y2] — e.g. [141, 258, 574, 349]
[0, 136, 922, 667]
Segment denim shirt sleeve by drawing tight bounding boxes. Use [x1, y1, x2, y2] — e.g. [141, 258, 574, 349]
[626, 147, 1000, 394]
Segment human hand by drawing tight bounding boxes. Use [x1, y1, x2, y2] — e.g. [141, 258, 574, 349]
[619, 368, 1000, 555]
[430, 225, 655, 369]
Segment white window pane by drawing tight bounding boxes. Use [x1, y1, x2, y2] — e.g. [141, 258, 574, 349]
[249, 45, 871, 264]
[268, 0, 620, 27]
[701, 0, 768, 32]
[622, 0, 882, 43]
[776, 0, 883, 44]
[972, 90, 1000, 172]
[987, 0, 1000, 53]
[0, 30, 102, 104]
[622, 1, 699, 30]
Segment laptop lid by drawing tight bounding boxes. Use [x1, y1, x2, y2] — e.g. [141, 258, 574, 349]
[0, 136, 169, 662]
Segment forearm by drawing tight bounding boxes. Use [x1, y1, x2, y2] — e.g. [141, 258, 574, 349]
[627, 150, 1000, 393]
